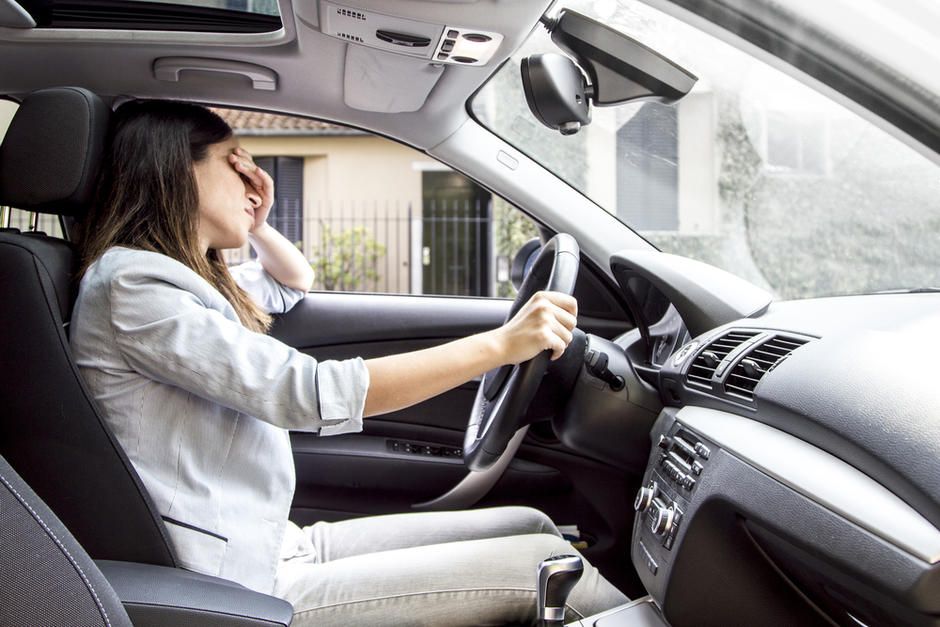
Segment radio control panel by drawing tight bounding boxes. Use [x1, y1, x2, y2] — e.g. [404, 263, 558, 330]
[632, 412, 715, 600]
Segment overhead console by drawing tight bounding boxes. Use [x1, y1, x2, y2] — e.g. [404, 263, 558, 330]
[320, 1, 503, 66]
[291, 0, 550, 113]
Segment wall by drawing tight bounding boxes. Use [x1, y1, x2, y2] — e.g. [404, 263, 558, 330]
[233, 133, 428, 293]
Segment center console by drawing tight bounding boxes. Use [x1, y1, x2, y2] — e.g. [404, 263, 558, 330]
[630, 409, 714, 603]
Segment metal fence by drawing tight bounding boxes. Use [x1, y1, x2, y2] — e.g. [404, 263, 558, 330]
[226, 198, 498, 296]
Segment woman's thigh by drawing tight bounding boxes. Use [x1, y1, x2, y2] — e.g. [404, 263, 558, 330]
[308, 506, 561, 563]
[275, 532, 627, 627]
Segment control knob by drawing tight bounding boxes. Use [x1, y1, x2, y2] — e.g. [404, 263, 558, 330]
[649, 499, 675, 536]
[633, 482, 658, 513]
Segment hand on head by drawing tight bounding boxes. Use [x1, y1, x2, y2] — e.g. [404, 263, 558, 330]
[497, 291, 578, 364]
[229, 147, 274, 231]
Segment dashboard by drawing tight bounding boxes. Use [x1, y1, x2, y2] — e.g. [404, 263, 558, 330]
[600, 253, 940, 626]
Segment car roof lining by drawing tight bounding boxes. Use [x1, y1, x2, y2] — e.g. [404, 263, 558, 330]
[0, 0, 553, 149]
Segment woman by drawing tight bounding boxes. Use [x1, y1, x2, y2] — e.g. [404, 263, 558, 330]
[71, 100, 627, 625]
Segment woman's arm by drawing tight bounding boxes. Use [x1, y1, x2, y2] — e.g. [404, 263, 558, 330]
[231, 147, 315, 292]
[363, 291, 577, 417]
[247, 223, 315, 292]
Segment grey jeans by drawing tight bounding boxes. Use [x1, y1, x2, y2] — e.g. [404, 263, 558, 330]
[274, 506, 628, 626]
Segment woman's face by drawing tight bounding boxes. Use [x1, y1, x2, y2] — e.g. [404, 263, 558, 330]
[193, 136, 261, 252]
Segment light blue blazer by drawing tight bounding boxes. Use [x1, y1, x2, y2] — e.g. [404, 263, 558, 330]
[70, 247, 368, 593]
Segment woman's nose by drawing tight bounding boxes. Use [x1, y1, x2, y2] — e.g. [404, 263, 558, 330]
[245, 182, 262, 208]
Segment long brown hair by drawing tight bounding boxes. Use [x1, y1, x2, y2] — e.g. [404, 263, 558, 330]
[80, 100, 271, 332]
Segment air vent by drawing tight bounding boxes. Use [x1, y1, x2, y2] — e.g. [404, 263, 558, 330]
[725, 335, 810, 400]
[686, 331, 759, 388]
[337, 8, 366, 21]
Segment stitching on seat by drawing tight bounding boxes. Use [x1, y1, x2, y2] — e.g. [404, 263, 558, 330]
[293, 586, 537, 615]
[0, 472, 113, 627]
[296, 587, 588, 621]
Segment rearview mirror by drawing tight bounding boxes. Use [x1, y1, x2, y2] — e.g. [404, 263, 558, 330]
[521, 9, 697, 135]
[521, 53, 592, 135]
[549, 9, 697, 106]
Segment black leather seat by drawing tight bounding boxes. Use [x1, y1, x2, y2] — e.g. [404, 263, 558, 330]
[0, 452, 133, 627]
[0, 86, 296, 627]
[0, 86, 177, 567]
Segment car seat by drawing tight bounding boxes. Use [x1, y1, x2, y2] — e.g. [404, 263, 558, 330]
[0, 452, 133, 626]
[0, 86, 177, 567]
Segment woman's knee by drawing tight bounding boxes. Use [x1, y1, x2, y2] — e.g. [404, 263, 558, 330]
[498, 505, 559, 536]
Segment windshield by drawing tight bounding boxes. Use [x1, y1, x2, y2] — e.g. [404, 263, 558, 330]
[471, 0, 940, 299]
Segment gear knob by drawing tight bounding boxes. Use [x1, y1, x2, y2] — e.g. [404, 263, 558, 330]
[537, 554, 584, 626]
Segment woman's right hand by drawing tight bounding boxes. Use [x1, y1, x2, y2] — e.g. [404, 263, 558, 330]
[362, 291, 578, 418]
[493, 291, 578, 365]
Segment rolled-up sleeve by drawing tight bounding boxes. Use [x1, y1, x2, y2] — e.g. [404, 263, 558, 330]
[108, 269, 367, 435]
[229, 260, 306, 314]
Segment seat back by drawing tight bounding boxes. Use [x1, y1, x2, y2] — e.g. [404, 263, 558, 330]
[0, 87, 177, 567]
[0, 453, 133, 627]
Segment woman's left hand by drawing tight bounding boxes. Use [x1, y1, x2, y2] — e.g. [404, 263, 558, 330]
[230, 147, 275, 232]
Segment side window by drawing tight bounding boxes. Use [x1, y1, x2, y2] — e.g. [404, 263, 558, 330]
[217, 107, 537, 297]
[0, 99, 64, 237]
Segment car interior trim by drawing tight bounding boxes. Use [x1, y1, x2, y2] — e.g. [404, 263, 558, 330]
[677, 405, 940, 564]
[0, 0, 33, 28]
[343, 43, 445, 112]
[0, 23, 291, 45]
[412, 426, 529, 510]
[611, 250, 772, 338]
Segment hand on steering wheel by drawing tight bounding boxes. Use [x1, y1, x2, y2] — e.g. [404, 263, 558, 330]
[494, 291, 577, 364]
[463, 234, 580, 471]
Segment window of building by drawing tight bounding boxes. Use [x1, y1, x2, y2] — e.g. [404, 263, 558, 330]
[616, 103, 679, 231]
[255, 156, 303, 246]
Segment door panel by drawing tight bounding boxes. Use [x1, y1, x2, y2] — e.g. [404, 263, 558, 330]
[271, 291, 645, 596]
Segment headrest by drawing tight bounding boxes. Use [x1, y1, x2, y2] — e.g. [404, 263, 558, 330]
[0, 87, 110, 217]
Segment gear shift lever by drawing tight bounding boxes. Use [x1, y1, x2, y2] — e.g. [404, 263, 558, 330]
[537, 554, 583, 626]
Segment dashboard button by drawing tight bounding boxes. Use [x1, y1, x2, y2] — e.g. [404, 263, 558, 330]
[694, 442, 711, 459]
[638, 541, 658, 576]
[674, 437, 696, 457]
[691, 461, 704, 476]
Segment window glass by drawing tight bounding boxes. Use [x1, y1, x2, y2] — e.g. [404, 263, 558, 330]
[1, 100, 64, 237]
[471, 0, 940, 299]
[215, 108, 537, 297]
[128, 0, 278, 16]
[16, 0, 281, 32]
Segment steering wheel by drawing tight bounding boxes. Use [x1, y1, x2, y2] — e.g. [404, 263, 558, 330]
[463, 233, 580, 471]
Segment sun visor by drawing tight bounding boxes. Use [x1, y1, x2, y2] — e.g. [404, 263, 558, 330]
[343, 44, 444, 112]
